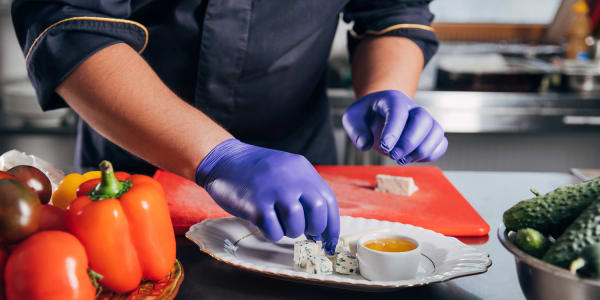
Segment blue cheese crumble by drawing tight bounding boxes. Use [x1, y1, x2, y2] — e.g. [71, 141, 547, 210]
[305, 255, 333, 275]
[293, 239, 358, 275]
[293, 240, 323, 268]
[334, 250, 359, 275]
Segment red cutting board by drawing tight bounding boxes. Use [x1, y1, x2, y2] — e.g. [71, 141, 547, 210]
[316, 166, 489, 237]
[154, 166, 489, 237]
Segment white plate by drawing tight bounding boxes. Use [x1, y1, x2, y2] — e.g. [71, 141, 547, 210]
[185, 216, 492, 291]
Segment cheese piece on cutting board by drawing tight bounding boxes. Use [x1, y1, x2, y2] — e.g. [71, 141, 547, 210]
[375, 174, 419, 196]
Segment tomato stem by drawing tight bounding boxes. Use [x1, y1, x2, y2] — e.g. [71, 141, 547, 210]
[88, 160, 132, 201]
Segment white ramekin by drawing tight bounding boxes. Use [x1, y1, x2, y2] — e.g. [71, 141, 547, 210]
[357, 232, 421, 281]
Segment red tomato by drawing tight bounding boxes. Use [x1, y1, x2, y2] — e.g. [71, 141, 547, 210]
[38, 205, 66, 231]
[4, 231, 95, 300]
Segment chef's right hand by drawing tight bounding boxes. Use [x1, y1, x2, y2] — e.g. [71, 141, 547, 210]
[195, 139, 340, 254]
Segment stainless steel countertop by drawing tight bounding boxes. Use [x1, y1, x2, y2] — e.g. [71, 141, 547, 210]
[174, 170, 579, 300]
[329, 89, 600, 133]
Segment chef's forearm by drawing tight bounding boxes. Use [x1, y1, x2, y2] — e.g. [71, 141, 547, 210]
[351, 36, 424, 99]
[56, 43, 232, 180]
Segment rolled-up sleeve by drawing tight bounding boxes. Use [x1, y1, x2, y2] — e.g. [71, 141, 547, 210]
[11, 1, 148, 110]
[343, 0, 439, 65]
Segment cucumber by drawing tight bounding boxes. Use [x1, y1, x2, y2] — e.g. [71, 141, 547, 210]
[514, 228, 550, 258]
[543, 197, 600, 269]
[570, 243, 600, 279]
[503, 178, 600, 235]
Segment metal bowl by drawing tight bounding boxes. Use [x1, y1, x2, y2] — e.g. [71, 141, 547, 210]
[498, 224, 600, 300]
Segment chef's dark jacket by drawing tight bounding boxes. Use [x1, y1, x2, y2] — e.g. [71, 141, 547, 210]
[12, 0, 438, 174]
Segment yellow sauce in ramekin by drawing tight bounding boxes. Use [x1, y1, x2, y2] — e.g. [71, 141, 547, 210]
[363, 238, 417, 252]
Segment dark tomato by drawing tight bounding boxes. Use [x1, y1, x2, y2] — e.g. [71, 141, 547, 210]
[0, 179, 42, 244]
[7, 166, 51, 204]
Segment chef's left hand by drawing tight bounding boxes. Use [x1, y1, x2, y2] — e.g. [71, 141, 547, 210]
[342, 90, 448, 164]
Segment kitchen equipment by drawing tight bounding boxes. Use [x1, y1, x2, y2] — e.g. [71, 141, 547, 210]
[186, 216, 491, 291]
[558, 60, 600, 92]
[498, 224, 600, 300]
[1, 80, 71, 128]
[436, 54, 555, 92]
[154, 166, 490, 237]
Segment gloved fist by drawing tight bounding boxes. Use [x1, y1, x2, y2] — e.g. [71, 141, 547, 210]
[342, 90, 448, 164]
[196, 139, 340, 254]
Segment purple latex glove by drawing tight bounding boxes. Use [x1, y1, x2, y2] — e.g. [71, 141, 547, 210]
[342, 90, 448, 164]
[196, 139, 340, 254]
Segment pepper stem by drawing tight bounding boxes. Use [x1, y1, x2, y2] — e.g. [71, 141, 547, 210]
[88, 160, 125, 200]
[88, 268, 104, 296]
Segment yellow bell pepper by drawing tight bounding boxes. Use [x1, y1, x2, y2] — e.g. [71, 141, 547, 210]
[51, 171, 101, 210]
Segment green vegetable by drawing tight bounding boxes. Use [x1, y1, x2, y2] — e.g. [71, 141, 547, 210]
[570, 243, 600, 278]
[503, 178, 600, 235]
[543, 197, 600, 268]
[514, 228, 550, 258]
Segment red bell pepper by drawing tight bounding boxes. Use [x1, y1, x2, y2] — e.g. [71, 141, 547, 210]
[66, 161, 176, 293]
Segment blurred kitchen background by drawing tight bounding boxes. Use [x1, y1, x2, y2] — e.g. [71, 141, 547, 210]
[1, 0, 599, 174]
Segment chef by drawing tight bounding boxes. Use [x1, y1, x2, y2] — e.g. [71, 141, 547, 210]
[12, 0, 446, 254]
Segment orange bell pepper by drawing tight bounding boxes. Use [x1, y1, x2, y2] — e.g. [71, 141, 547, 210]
[66, 161, 176, 293]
